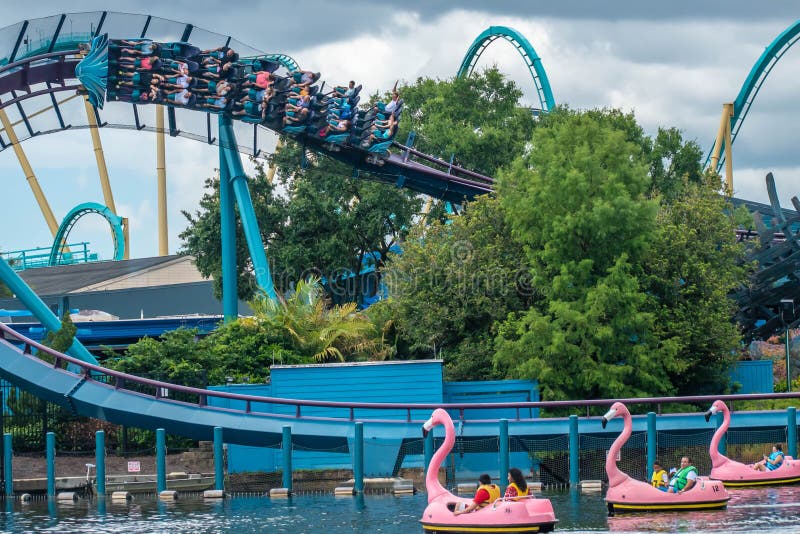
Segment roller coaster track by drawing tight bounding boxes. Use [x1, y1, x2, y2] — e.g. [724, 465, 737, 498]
[49, 202, 125, 266]
[1, 322, 798, 448]
[705, 19, 800, 171]
[458, 25, 555, 112]
[0, 13, 494, 205]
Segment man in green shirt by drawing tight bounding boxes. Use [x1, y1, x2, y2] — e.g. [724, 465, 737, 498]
[667, 456, 698, 494]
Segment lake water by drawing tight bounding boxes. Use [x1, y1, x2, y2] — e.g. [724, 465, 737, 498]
[3, 486, 800, 533]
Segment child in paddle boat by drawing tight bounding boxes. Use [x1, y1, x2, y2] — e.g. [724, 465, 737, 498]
[667, 456, 698, 494]
[453, 474, 500, 515]
[753, 443, 784, 471]
[504, 467, 530, 500]
[651, 461, 669, 491]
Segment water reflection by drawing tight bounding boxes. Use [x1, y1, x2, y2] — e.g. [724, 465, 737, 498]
[0, 487, 798, 532]
[605, 486, 800, 533]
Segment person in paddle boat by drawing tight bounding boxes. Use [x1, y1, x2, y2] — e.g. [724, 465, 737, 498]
[667, 456, 698, 494]
[753, 443, 784, 471]
[651, 461, 669, 491]
[453, 474, 500, 515]
[504, 467, 530, 500]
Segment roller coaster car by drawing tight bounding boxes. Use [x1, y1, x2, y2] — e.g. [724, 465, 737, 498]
[267, 77, 292, 92]
[160, 42, 201, 60]
[251, 59, 281, 73]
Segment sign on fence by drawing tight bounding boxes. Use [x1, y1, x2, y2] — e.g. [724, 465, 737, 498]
[127, 461, 141, 473]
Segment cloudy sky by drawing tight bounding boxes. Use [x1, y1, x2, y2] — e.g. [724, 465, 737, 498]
[1, 1, 799, 260]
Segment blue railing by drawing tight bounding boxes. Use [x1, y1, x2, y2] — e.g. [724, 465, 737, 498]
[1, 242, 98, 271]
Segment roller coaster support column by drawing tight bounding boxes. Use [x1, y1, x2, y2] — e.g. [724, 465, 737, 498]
[0, 257, 97, 364]
[214, 426, 224, 491]
[282, 426, 292, 493]
[0, 107, 60, 237]
[267, 137, 283, 184]
[423, 430, 433, 479]
[4, 433, 12, 496]
[156, 428, 166, 494]
[789, 407, 797, 459]
[156, 105, 169, 256]
[354, 422, 364, 494]
[568, 415, 579, 487]
[83, 97, 117, 215]
[709, 103, 734, 194]
[46, 432, 55, 497]
[219, 159, 238, 321]
[716, 411, 726, 456]
[646, 412, 656, 482]
[95, 430, 106, 497]
[499, 419, 509, 493]
[218, 115, 277, 301]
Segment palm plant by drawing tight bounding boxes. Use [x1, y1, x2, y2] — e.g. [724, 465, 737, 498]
[249, 277, 381, 362]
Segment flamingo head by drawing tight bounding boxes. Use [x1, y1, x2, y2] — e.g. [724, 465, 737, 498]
[705, 400, 726, 422]
[422, 408, 450, 438]
[601, 402, 628, 429]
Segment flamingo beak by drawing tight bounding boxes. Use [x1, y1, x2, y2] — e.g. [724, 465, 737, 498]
[422, 417, 433, 438]
[601, 407, 617, 429]
[704, 405, 718, 422]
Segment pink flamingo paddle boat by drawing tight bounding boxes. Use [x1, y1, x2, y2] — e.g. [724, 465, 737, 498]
[602, 401, 729, 514]
[419, 408, 557, 533]
[706, 399, 800, 487]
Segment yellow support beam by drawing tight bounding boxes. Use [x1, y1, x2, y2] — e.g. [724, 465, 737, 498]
[267, 137, 283, 184]
[156, 105, 168, 256]
[709, 103, 735, 194]
[0, 106, 60, 237]
[723, 103, 734, 195]
[122, 218, 130, 260]
[83, 96, 116, 214]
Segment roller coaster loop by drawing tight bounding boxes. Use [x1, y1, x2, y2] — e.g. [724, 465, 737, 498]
[49, 202, 125, 266]
[458, 25, 555, 112]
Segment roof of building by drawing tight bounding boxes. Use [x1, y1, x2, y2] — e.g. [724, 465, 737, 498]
[18, 255, 189, 296]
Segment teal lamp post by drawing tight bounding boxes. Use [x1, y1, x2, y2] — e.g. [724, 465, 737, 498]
[781, 299, 795, 392]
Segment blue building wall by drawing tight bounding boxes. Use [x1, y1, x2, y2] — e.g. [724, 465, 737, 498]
[730, 360, 774, 393]
[209, 360, 540, 476]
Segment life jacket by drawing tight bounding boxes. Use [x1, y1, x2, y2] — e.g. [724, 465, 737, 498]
[477, 484, 501, 507]
[671, 465, 697, 491]
[767, 451, 784, 471]
[506, 482, 529, 500]
[651, 469, 668, 488]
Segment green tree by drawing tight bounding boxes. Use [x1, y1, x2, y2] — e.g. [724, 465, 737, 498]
[648, 127, 704, 201]
[107, 328, 217, 387]
[42, 312, 77, 355]
[181, 151, 420, 303]
[494, 109, 677, 400]
[180, 164, 286, 300]
[384, 196, 531, 379]
[644, 173, 750, 395]
[269, 143, 420, 304]
[397, 67, 536, 177]
[249, 277, 382, 362]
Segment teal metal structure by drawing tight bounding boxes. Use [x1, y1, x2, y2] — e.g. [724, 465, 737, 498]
[0, 257, 97, 364]
[458, 26, 556, 112]
[48, 202, 125, 266]
[705, 19, 800, 171]
[46, 431, 55, 497]
[646, 412, 656, 481]
[73, 33, 108, 108]
[214, 426, 224, 491]
[218, 114, 277, 314]
[95, 430, 106, 497]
